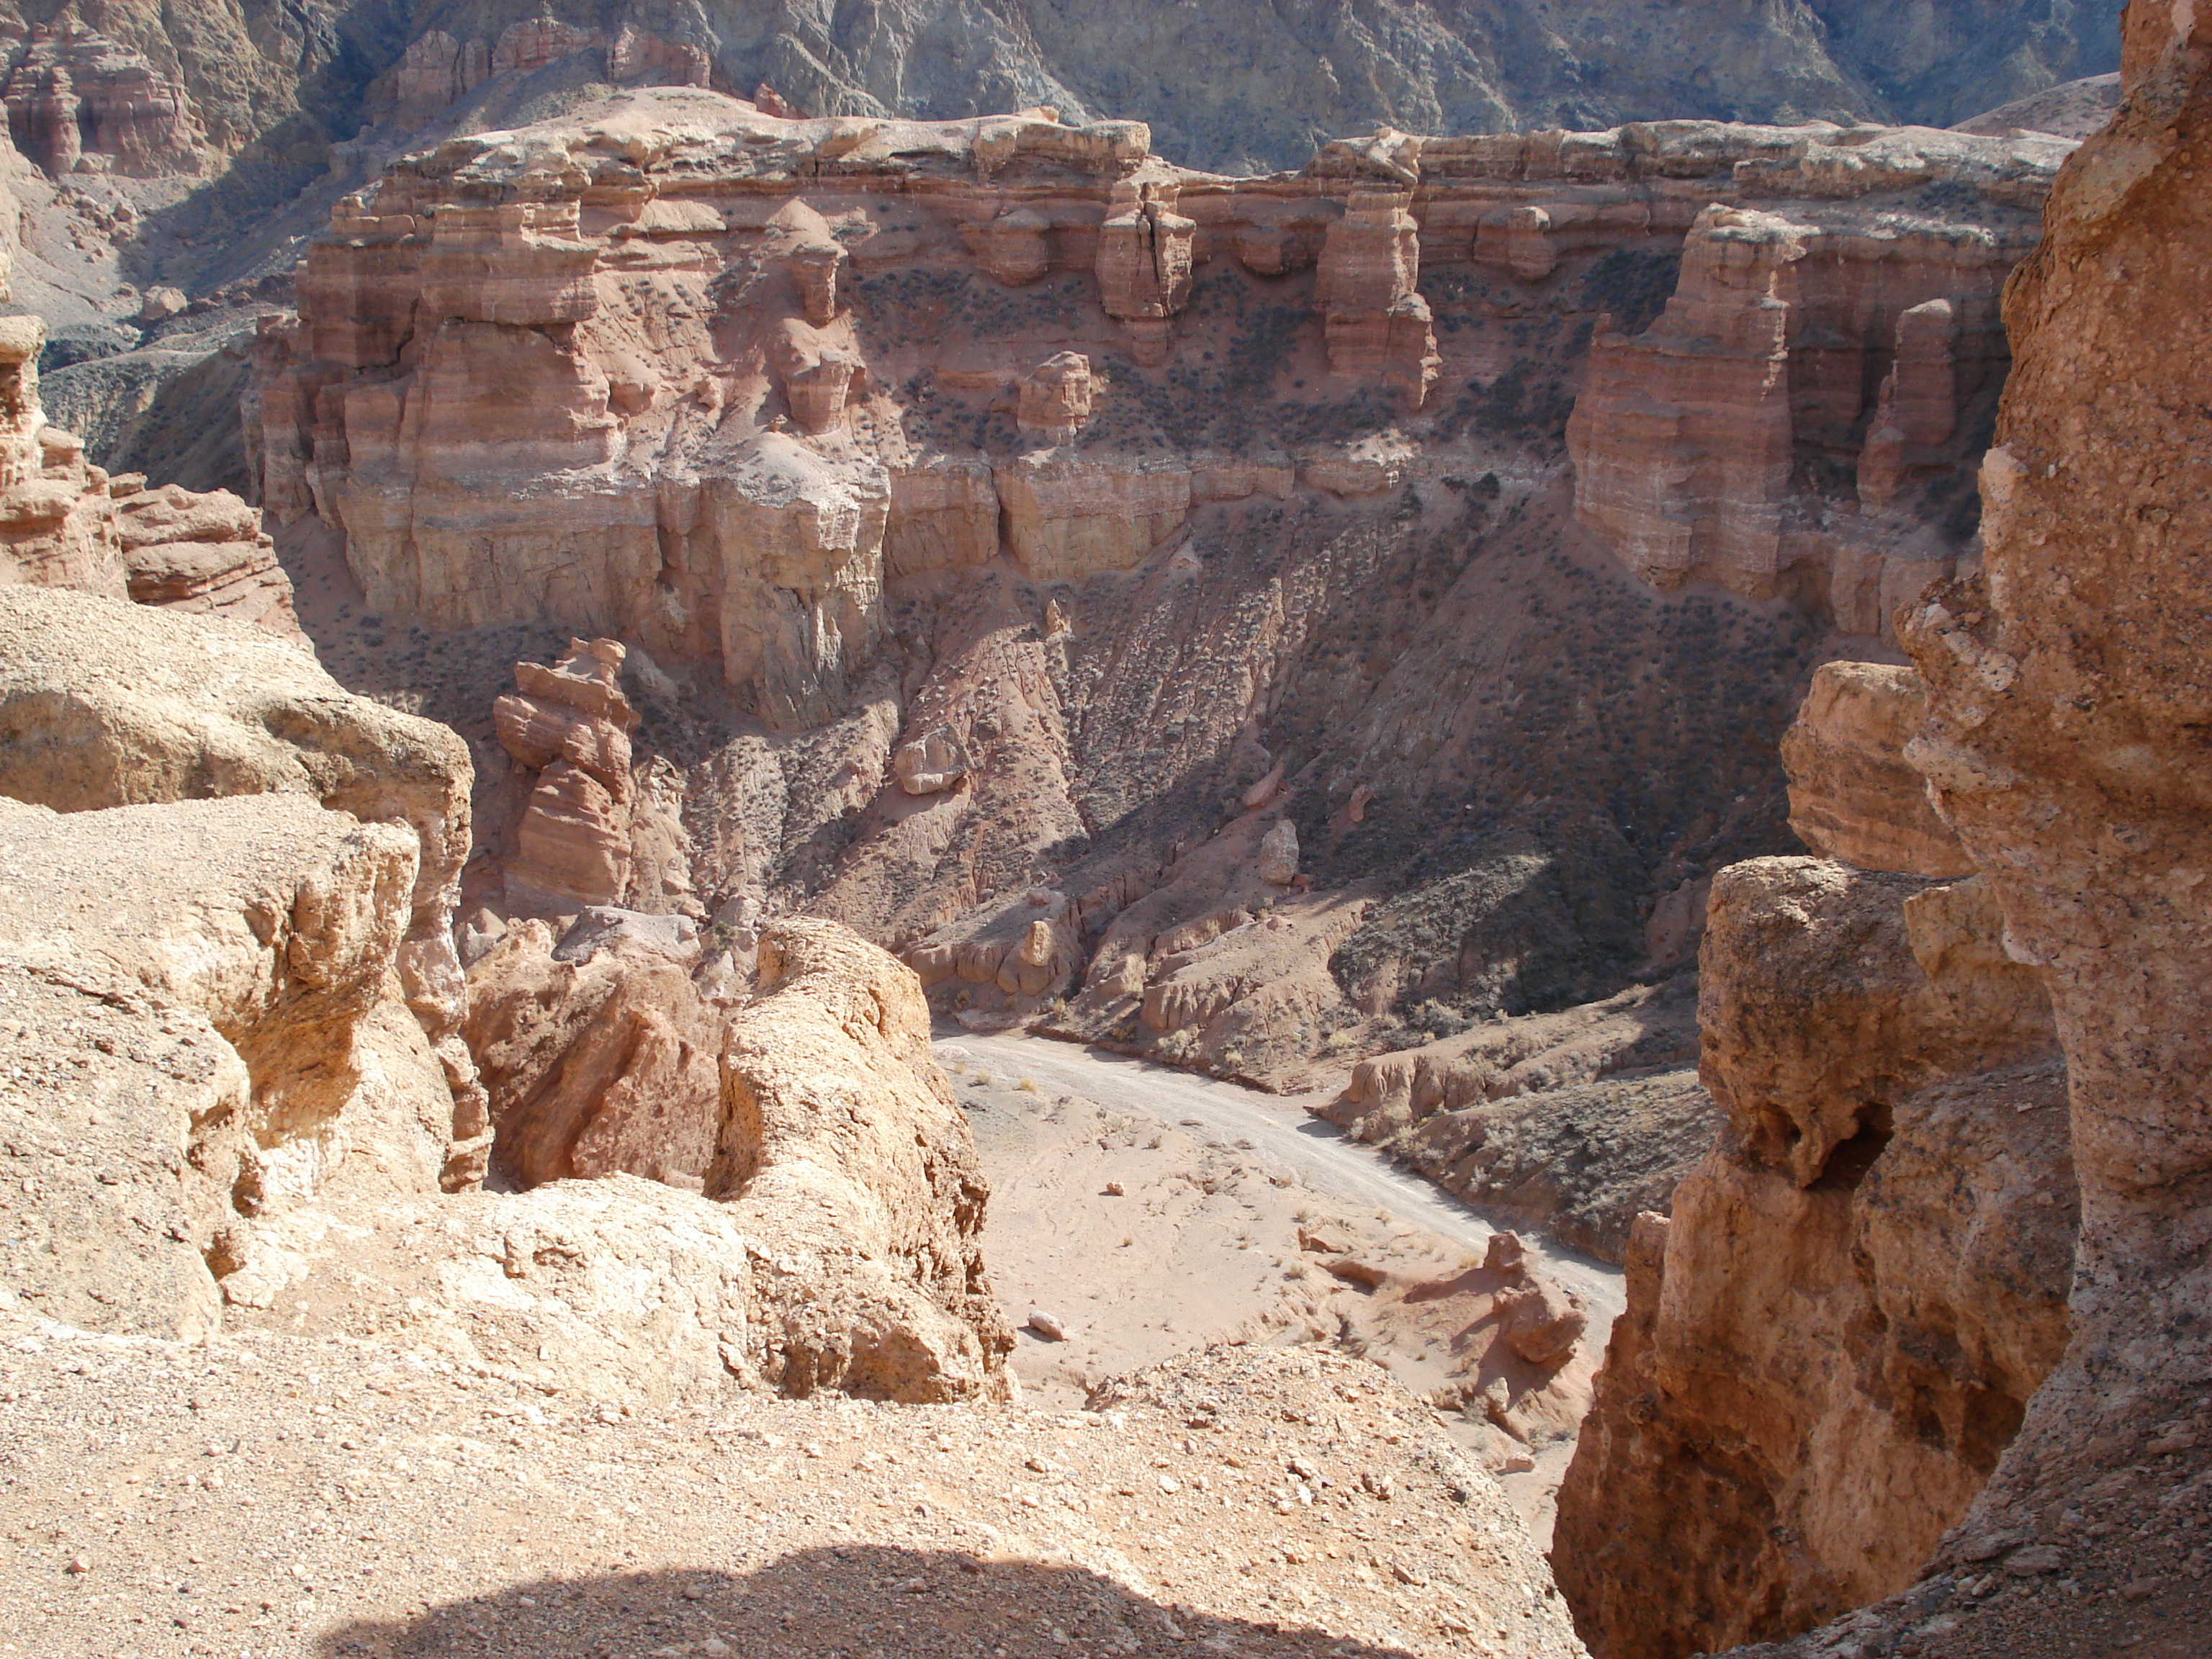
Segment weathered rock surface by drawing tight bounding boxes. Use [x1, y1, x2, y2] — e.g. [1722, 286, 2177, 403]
[0, 791, 460, 1336]
[0, 313, 296, 637]
[463, 917, 724, 1192]
[252, 96, 2066, 1123]
[1780, 660, 1972, 876]
[0, 587, 473, 1012]
[1555, 840, 2070, 1646]
[1952, 71, 2125, 140]
[494, 636, 640, 913]
[722, 917, 1015, 1401]
[112, 479, 294, 634]
[1567, 163, 2044, 630]
[0, 22, 202, 177]
[1717, 14, 2212, 1656]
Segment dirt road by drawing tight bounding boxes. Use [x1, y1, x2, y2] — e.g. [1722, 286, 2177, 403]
[942, 1030, 1623, 1325]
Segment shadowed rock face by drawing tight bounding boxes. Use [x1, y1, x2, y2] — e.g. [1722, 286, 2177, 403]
[1550, 662, 2076, 1655]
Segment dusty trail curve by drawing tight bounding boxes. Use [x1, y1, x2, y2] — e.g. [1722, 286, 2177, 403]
[942, 1028, 1625, 1326]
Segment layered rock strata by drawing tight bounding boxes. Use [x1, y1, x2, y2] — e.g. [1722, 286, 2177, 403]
[1316, 189, 1439, 405]
[1567, 145, 2036, 626]
[251, 96, 2070, 1113]
[0, 24, 201, 176]
[493, 636, 642, 912]
[0, 314, 297, 637]
[256, 95, 2064, 735]
[1552, 667, 2076, 1655]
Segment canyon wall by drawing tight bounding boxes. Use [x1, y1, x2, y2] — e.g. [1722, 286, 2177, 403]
[1558, 11, 2212, 1654]
[0, 2, 2117, 274]
[1724, 8, 2212, 1655]
[249, 95, 2068, 1098]
[1552, 662, 2077, 1655]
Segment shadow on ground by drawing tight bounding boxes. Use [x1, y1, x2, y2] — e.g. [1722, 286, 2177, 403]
[315, 1544, 1425, 1658]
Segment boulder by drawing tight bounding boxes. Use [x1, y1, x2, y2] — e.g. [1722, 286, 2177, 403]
[720, 918, 1017, 1401]
[1257, 820, 1300, 884]
[464, 920, 724, 1191]
[1781, 660, 1972, 877]
[892, 725, 971, 795]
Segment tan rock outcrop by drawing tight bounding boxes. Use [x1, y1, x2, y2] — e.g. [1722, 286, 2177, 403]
[719, 918, 1015, 1400]
[0, 315, 298, 638]
[1096, 174, 1194, 364]
[0, 587, 482, 1175]
[1017, 351, 1095, 444]
[1720, 17, 2212, 1655]
[996, 447, 1190, 580]
[230, 1174, 765, 1403]
[892, 724, 971, 795]
[0, 791, 462, 1336]
[906, 886, 1082, 1018]
[1781, 660, 1972, 876]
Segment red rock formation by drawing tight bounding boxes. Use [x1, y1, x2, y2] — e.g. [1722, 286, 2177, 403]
[1096, 173, 1195, 364]
[495, 638, 640, 913]
[1780, 662, 1972, 877]
[1727, 9, 2212, 1654]
[1553, 853, 2073, 1655]
[464, 917, 721, 1190]
[0, 316, 298, 639]
[1, 24, 200, 177]
[256, 93, 2063, 727]
[1570, 194, 2018, 624]
[1317, 190, 1439, 405]
[1551, 648, 2080, 1653]
[114, 482, 296, 635]
[1017, 351, 1094, 444]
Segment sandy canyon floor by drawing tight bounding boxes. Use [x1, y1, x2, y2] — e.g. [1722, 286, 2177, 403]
[0, 1035, 1614, 1659]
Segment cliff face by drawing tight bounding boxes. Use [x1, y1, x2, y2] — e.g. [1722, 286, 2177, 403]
[250, 94, 2066, 1097]
[1563, 137, 2041, 635]
[1550, 670, 2076, 1655]
[1751, 5, 2212, 1652]
[1560, 9, 2212, 1655]
[0, 1, 2118, 261]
